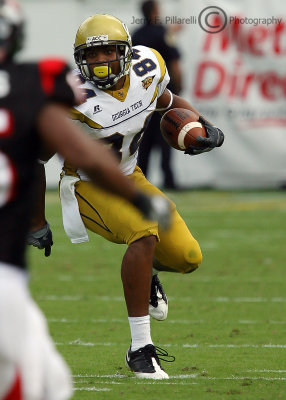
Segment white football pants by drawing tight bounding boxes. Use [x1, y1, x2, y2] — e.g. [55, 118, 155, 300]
[0, 262, 72, 400]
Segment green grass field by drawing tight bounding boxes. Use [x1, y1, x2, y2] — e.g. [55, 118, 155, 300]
[28, 190, 286, 400]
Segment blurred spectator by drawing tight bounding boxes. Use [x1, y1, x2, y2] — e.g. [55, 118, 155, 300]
[132, 0, 182, 189]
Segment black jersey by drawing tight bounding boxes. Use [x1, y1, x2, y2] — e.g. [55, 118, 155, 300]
[0, 58, 76, 269]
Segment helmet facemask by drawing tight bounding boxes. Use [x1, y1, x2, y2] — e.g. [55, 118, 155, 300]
[74, 14, 133, 90]
[74, 40, 132, 89]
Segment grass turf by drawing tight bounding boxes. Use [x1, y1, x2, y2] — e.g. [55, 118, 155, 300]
[28, 190, 286, 399]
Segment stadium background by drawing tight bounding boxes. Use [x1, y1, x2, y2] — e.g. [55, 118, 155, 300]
[19, 0, 286, 189]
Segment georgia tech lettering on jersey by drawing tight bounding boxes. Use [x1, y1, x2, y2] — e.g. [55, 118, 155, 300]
[69, 45, 170, 176]
[112, 100, 143, 121]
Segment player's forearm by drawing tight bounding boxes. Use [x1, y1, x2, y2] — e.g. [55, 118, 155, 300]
[29, 163, 47, 231]
[171, 95, 214, 125]
[157, 90, 197, 114]
[157, 90, 213, 125]
[168, 60, 182, 95]
[38, 103, 138, 203]
[81, 150, 138, 202]
[171, 95, 200, 117]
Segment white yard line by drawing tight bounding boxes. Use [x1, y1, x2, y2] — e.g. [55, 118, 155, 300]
[55, 341, 286, 348]
[247, 369, 286, 373]
[206, 376, 286, 381]
[72, 373, 286, 384]
[40, 295, 286, 302]
[47, 318, 286, 325]
[54, 275, 286, 284]
[74, 382, 199, 386]
[40, 295, 83, 301]
[208, 344, 286, 348]
[48, 318, 205, 324]
[74, 387, 111, 391]
[73, 374, 198, 379]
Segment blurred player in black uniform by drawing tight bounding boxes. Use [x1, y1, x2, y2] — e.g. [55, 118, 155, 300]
[0, 1, 171, 398]
[132, 0, 182, 189]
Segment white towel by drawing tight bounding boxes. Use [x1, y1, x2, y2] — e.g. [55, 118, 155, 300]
[59, 175, 89, 243]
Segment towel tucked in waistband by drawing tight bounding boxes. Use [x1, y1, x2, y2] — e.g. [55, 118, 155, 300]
[59, 175, 89, 243]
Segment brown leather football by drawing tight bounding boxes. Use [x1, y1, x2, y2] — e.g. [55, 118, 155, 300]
[160, 108, 206, 151]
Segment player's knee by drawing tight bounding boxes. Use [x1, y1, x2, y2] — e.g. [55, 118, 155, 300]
[133, 235, 157, 251]
[181, 240, 202, 274]
[126, 235, 157, 263]
[155, 239, 202, 274]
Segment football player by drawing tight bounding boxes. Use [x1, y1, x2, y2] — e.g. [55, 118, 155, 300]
[0, 2, 172, 398]
[30, 14, 224, 380]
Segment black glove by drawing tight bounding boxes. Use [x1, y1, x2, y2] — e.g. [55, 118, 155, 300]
[132, 192, 171, 230]
[185, 115, 224, 155]
[26, 222, 53, 257]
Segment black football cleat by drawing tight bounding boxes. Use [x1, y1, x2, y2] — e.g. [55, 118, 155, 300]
[149, 274, 168, 321]
[125, 344, 175, 379]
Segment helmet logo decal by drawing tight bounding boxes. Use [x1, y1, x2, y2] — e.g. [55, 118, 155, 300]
[86, 35, 108, 45]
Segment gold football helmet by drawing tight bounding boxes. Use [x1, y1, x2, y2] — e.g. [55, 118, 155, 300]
[74, 14, 132, 89]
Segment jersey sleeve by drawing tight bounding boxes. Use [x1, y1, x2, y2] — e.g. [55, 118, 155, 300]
[38, 58, 79, 107]
[149, 48, 170, 98]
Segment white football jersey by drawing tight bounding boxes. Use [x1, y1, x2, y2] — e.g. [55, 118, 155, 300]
[70, 45, 170, 177]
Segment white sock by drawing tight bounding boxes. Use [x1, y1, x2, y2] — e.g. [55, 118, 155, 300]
[128, 315, 153, 351]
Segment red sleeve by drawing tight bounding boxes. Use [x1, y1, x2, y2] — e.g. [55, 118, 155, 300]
[38, 58, 77, 106]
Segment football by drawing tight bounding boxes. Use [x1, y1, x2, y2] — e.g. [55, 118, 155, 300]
[160, 108, 207, 151]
